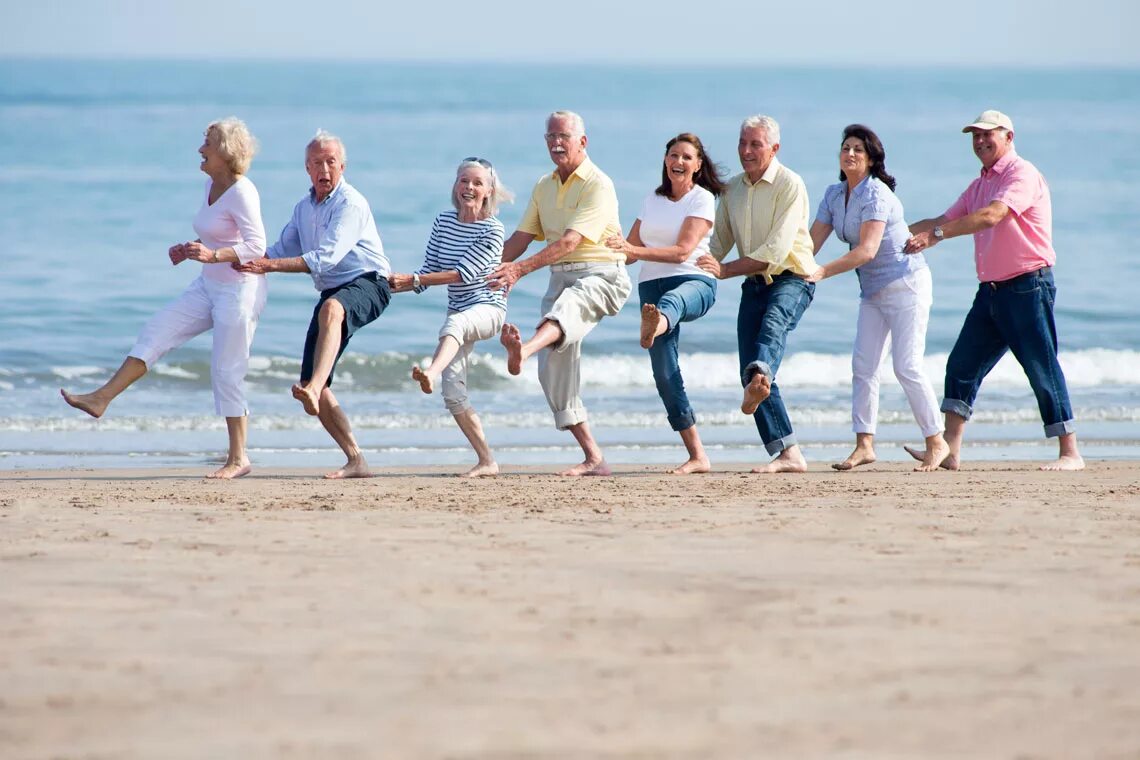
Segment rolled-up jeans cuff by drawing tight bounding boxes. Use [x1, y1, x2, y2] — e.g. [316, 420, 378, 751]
[941, 398, 972, 420]
[742, 360, 771, 385]
[1044, 419, 1075, 438]
[669, 410, 697, 432]
[553, 407, 587, 431]
[765, 433, 796, 456]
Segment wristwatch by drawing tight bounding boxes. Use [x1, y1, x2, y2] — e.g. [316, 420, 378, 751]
[932, 226, 945, 240]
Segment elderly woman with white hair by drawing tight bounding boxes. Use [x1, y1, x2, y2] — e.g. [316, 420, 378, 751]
[389, 157, 513, 477]
[61, 117, 269, 479]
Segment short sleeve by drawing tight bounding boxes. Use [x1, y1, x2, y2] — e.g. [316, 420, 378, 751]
[517, 180, 545, 240]
[944, 188, 970, 221]
[689, 187, 716, 222]
[815, 185, 836, 226]
[992, 164, 1040, 216]
[861, 185, 893, 224]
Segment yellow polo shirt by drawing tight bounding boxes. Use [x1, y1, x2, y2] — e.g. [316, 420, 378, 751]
[709, 158, 818, 283]
[518, 156, 623, 264]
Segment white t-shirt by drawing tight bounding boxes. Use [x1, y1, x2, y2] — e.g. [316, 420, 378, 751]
[192, 175, 266, 284]
[635, 185, 716, 283]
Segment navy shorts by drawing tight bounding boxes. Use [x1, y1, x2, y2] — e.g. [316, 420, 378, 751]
[300, 271, 390, 386]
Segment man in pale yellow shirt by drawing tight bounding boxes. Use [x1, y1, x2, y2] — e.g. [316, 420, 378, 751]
[697, 115, 818, 474]
[488, 110, 631, 476]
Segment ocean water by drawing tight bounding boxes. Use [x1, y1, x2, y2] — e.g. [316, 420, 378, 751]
[2, 59, 1138, 470]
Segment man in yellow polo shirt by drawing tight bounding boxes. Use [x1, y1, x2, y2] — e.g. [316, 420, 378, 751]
[697, 114, 819, 474]
[489, 110, 631, 476]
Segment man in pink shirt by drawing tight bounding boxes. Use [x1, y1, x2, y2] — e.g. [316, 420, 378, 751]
[904, 110, 1083, 471]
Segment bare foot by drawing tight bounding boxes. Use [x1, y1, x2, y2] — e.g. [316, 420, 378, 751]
[60, 389, 108, 419]
[206, 461, 251, 480]
[640, 303, 662, 349]
[832, 448, 877, 471]
[752, 449, 807, 474]
[412, 365, 434, 394]
[460, 461, 499, 478]
[1040, 454, 1085, 471]
[904, 445, 959, 471]
[913, 437, 951, 472]
[501, 323, 523, 376]
[325, 457, 373, 479]
[558, 459, 612, 477]
[670, 457, 711, 475]
[741, 374, 771, 415]
[291, 383, 320, 416]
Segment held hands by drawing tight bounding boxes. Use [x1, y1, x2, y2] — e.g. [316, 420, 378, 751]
[233, 256, 273, 274]
[604, 234, 633, 256]
[487, 261, 524, 292]
[388, 273, 415, 293]
[799, 264, 826, 284]
[904, 231, 937, 254]
[695, 254, 723, 279]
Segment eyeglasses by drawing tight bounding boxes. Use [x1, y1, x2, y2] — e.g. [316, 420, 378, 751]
[544, 132, 574, 143]
[463, 156, 493, 171]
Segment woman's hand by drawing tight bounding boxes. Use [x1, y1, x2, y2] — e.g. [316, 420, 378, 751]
[182, 241, 217, 263]
[388, 273, 415, 293]
[799, 265, 827, 284]
[605, 234, 634, 257]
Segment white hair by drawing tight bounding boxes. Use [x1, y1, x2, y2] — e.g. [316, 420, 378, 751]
[306, 129, 346, 162]
[452, 159, 515, 218]
[740, 115, 781, 144]
[546, 110, 586, 137]
[207, 117, 258, 175]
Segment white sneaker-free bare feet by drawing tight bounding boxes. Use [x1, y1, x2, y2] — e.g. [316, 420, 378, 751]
[460, 461, 499, 478]
[412, 365, 434, 394]
[325, 456, 373, 479]
[904, 445, 959, 471]
[752, 448, 807, 474]
[832, 447, 877, 471]
[291, 383, 320, 416]
[912, 437, 951, 472]
[640, 304, 663, 349]
[741, 374, 771, 415]
[207, 460, 252, 480]
[60, 389, 108, 419]
[1040, 454, 1085, 471]
[669, 457, 711, 475]
[559, 459, 612, 477]
[500, 324, 523, 376]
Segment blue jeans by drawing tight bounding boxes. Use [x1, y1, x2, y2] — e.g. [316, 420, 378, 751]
[737, 274, 815, 454]
[943, 267, 1074, 437]
[639, 275, 717, 431]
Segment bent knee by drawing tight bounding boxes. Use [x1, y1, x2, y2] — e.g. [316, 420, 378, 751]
[320, 298, 346, 322]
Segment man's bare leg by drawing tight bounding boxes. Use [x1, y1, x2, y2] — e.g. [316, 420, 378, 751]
[671, 425, 711, 474]
[293, 299, 345, 416]
[208, 415, 252, 479]
[1040, 432, 1085, 471]
[905, 412, 962, 471]
[559, 421, 611, 476]
[412, 336, 461, 395]
[317, 387, 372, 479]
[833, 432, 877, 471]
[640, 304, 668, 349]
[501, 320, 562, 376]
[453, 408, 498, 478]
[752, 443, 808, 474]
[61, 357, 148, 418]
[741, 373, 772, 415]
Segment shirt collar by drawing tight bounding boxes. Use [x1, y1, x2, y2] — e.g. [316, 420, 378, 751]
[309, 179, 346, 204]
[742, 157, 782, 187]
[553, 156, 596, 184]
[981, 147, 1018, 178]
[849, 174, 873, 198]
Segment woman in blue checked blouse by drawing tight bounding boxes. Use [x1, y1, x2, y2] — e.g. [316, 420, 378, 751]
[801, 124, 949, 473]
[389, 158, 513, 477]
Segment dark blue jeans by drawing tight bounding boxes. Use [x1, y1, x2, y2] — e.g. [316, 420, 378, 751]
[737, 274, 815, 454]
[943, 267, 1074, 437]
[639, 275, 717, 431]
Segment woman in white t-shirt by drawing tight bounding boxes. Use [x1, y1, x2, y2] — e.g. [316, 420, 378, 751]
[62, 118, 268, 479]
[607, 133, 727, 474]
[389, 158, 513, 478]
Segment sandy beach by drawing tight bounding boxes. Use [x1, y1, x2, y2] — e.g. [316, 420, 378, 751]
[2, 461, 1139, 759]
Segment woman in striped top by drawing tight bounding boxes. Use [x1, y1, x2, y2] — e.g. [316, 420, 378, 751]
[389, 158, 513, 477]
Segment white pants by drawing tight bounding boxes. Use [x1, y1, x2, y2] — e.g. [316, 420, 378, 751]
[438, 304, 505, 415]
[537, 262, 631, 430]
[130, 274, 268, 417]
[851, 267, 942, 437]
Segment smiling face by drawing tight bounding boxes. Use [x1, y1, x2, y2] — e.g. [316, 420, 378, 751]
[664, 140, 701, 191]
[306, 141, 345, 202]
[839, 136, 872, 181]
[453, 164, 492, 220]
[738, 126, 778, 183]
[198, 127, 229, 177]
[970, 127, 1014, 169]
[545, 115, 587, 177]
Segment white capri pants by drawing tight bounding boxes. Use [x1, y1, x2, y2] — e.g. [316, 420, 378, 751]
[438, 304, 506, 415]
[537, 261, 631, 430]
[851, 266, 942, 437]
[130, 274, 268, 417]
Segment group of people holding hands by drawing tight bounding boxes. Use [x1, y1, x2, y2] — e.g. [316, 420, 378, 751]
[61, 108, 1085, 479]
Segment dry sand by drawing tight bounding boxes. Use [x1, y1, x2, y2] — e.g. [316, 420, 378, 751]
[2, 461, 1139, 759]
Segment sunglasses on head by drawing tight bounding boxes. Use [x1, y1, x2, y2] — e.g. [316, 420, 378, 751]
[463, 156, 493, 171]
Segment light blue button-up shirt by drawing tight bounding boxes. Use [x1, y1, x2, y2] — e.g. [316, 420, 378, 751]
[267, 179, 390, 292]
[816, 176, 925, 298]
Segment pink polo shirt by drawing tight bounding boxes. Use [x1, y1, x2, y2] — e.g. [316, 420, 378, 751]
[944, 148, 1055, 283]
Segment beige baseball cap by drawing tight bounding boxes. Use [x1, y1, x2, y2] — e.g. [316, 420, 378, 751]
[962, 110, 1014, 133]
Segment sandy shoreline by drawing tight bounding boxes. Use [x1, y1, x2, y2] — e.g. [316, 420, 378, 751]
[2, 462, 1140, 758]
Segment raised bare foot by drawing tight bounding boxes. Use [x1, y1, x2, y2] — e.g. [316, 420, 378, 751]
[412, 365, 434, 394]
[913, 437, 951, 472]
[325, 457, 373, 479]
[60, 389, 108, 419]
[741, 373, 771, 415]
[640, 303, 662, 349]
[291, 383, 320, 416]
[558, 459, 612, 477]
[501, 323, 523, 376]
[669, 457, 711, 475]
[206, 461, 252, 480]
[832, 448, 877, 471]
[752, 450, 807, 474]
[460, 461, 499, 478]
[904, 445, 959, 471]
[1040, 454, 1085, 471]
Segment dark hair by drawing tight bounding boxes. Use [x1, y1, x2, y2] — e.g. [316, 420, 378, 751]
[839, 124, 896, 192]
[655, 132, 727, 198]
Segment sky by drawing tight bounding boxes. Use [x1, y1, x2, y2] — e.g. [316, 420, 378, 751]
[1, 0, 1136, 67]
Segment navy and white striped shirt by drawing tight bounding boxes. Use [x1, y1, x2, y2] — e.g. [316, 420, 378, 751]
[416, 210, 506, 311]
